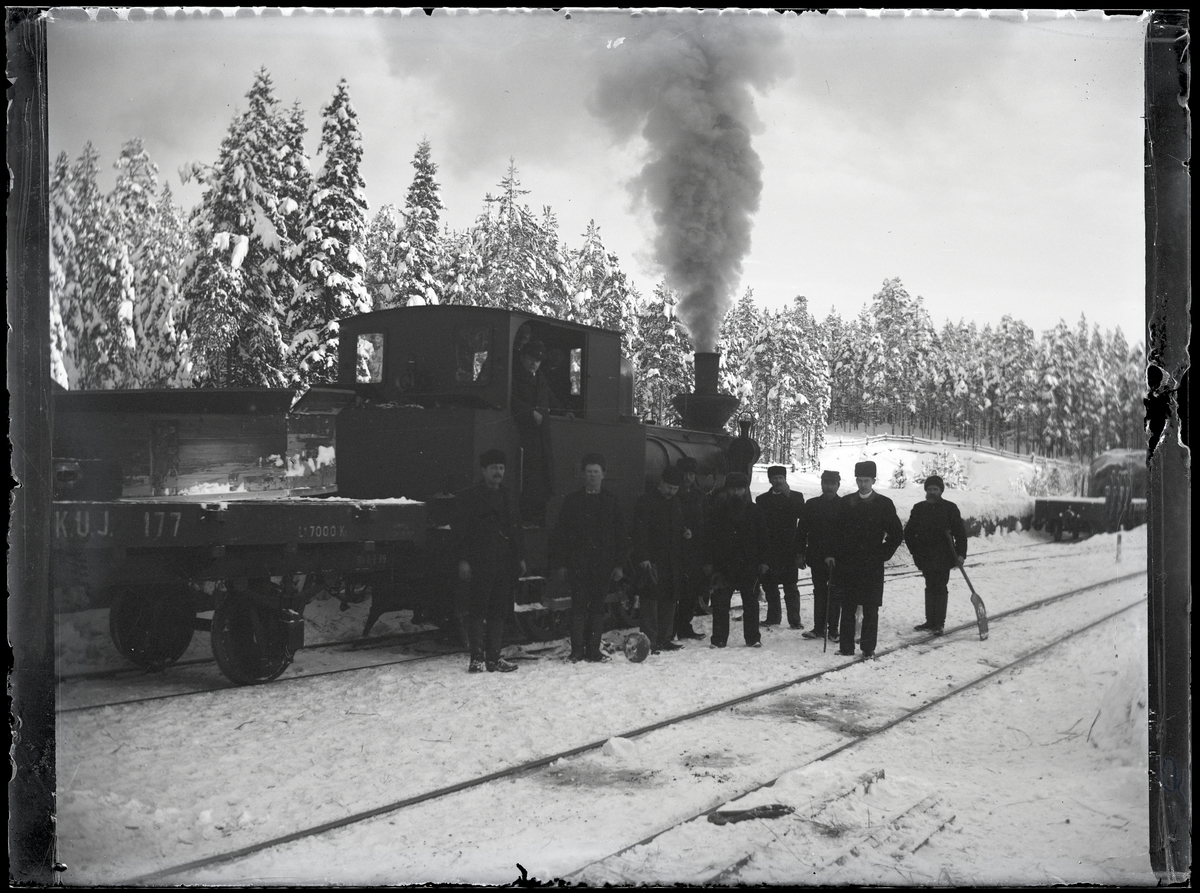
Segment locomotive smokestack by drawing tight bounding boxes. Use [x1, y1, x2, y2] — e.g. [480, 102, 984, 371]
[672, 351, 739, 433]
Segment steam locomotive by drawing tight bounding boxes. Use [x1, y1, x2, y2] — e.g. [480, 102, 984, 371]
[52, 305, 741, 684]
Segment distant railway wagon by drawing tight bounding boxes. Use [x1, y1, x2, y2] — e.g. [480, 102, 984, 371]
[52, 306, 741, 684]
[1031, 448, 1148, 542]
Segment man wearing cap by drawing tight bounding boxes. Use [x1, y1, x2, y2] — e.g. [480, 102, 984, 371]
[631, 466, 688, 654]
[673, 456, 709, 641]
[551, 452, 628, 663]
[903, 474, 968, 636]
[801, 470, 844, 642]
[829, 461, 903, 660]
[453, 449, 526, 673]
[511, 339, 555, 525]
[706, 472, 770, 648]
[755, 465, 807, 630]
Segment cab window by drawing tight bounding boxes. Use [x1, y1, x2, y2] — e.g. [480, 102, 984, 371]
[357, 332, 385, 383]
[455, 326, 492, 386]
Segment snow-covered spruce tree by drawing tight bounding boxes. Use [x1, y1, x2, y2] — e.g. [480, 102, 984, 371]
[990, 315, 1038, 453]
[472, 162, 571, 317]
[395, 138, 446, 307]
[49, 151, 76, 388]
[109, 139, 191, 386]
[139, 184, 192, 385]
[717, 287, 761, 414]
[628, 281, 692, 425]
[439, 224, 487, 307]
[784, 296, 831, 467]
[1035, 319, 1080, 459]
[861, 278, 936, 436]
[287, 79, 371, 386]
[180, 69, 290, 388]
[56, 143, 138, 389]
[362, 204, 402, 309]
[565, 220, 636, 334]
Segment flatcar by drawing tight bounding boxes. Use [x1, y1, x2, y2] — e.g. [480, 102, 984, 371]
[1031, 448, 1148, 542]
[51, 305, 742, 684]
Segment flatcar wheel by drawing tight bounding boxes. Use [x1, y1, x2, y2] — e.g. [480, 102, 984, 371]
[108, 584, 195, 671]
[211, 598, 294, 685]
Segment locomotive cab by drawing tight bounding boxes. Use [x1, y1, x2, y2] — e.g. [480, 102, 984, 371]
[334, 306, 644, 523]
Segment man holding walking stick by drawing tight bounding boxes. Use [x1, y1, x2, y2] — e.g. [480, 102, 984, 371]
[801, 470, 844, 647]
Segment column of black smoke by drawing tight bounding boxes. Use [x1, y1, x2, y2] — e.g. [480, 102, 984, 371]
[591, 14, 789, 352]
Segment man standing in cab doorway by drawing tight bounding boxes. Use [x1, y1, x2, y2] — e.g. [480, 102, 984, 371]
[801, 470, 844, 643]
[631, 466, 688, 655]
[453, 449, 525, 673]
[904, 474, 968, 636]
[756, 465, 806, 630]
[830, 461, 903, 660]
[551, 453, 628, 663]
[510, 339, 555, 526]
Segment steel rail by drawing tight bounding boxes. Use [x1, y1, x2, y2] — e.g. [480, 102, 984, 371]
[123, 569, 1144, 886]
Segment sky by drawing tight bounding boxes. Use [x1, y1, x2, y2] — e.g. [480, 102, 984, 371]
[46, 9, 1148, 345]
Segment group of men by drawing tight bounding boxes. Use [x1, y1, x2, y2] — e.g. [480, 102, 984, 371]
[451, 447, 969, 674]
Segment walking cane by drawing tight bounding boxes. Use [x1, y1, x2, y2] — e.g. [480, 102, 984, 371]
[822, 558, 834, 654]
[946, 530, 989, 641]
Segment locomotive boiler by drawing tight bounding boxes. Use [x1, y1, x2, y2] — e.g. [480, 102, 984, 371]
[51, 305, 741, 684]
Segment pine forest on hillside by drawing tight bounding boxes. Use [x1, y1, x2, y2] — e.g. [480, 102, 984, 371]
[50, 69, 1145, 469]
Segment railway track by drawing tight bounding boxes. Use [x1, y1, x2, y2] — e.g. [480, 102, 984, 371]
[120, 568, 1144, 885]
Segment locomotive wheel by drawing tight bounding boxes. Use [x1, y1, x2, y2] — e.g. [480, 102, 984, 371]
[108, 584, 195, 671]
[211, 597, 294, 685]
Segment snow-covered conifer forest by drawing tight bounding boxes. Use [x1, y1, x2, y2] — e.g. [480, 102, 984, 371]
[50, 69, 1144, 469]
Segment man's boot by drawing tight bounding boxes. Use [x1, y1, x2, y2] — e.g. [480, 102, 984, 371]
[570, 615, 587, 662]
[585, 614, 610, 662]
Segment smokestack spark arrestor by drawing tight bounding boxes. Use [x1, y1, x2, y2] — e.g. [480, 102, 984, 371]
[672, 351, 739, 433]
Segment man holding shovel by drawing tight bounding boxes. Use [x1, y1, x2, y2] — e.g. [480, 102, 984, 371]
[903, 474, 968, 636]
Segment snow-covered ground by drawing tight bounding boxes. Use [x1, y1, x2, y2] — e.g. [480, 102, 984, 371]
[52, 440, 1156, 886]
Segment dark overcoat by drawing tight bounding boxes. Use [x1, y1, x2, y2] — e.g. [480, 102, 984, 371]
[802, 493, 843, 562]
[831, 491, 903, 608]
[677, 484, 708, 566]
[755, 487, 806, 573]
[904, 499, 968, 572]
[707, 495, 769, 581]
[452, 480, 525, 594]
[631, 489, 686, 587]
[551, 487, 628, 576]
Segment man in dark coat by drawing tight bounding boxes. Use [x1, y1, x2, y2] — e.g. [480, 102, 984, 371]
[903, 474, 968, 635]
[673, 456, 708, 641]
[453, 449, 526, 673]
[705, 472, 770, 648]
[755, 465, 806, 629]
[631, 466, 688, 654]
[551, 452, 628, 663]
[511, 339, 555, 525]
[830, 460, 903, 660]
[801, 470, 844, 642]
